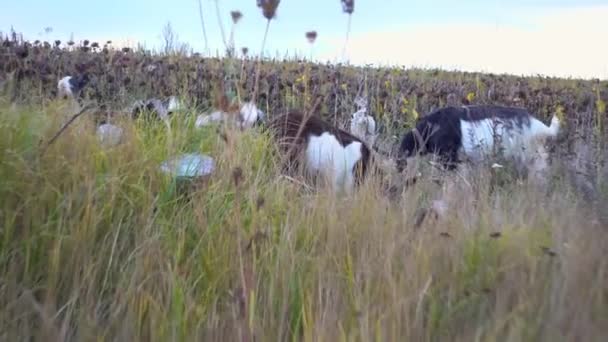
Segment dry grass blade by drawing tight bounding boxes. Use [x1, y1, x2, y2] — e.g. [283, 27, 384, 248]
[214, 0, 229, 49]
[279, 174, 314, 191]
[40, 103, 95, 156]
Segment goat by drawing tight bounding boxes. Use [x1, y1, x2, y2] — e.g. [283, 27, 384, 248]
[166, 96, 184, 113]
[268, 111, 371, 194]
[57, 74, 90, 99]
[130, 96, 183, 121]
[195, 110, 227, 127]
[195, 101, 265, 129]
[397, 105, 561, 175]
[240, 101, 266, 128]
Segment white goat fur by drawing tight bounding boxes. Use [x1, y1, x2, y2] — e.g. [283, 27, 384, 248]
[305, 132, 364, 194]
[459, 115, 560, 178]
[57, 76, 74, 98]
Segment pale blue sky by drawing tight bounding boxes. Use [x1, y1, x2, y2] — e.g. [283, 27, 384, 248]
[2, 0, 607, 78]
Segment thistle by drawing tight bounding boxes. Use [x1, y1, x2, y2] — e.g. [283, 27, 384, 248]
[305, 31, 317, 44]
[252, 0, 281, 102]
[257, 0, 280, 20]
[341, 0, 354, 14]
[228, 10, 243, 57]
[306, 31, 318, 62]
[231, 10, 243, 24]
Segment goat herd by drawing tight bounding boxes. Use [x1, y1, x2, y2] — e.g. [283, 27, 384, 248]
[58, 73, 562, 196]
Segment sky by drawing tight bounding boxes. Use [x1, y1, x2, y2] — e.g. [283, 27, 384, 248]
[2, 0, 607, 79]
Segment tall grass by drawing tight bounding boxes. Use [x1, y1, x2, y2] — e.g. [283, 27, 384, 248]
[0, 99, 607, 341]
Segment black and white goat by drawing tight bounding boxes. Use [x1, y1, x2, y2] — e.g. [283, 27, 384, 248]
[397, 105, 561, 174]
[130, 96, 183, 120]
[57, 74, 90, 99]
[269, 111, 371, 194]
[195, 101, 265, 129]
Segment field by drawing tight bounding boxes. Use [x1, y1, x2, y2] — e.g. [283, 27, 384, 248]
[1, 31, 608, 341]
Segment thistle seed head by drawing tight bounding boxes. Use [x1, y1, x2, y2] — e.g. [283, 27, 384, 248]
[341, 0, 354, 14]
[305, 31, 317, 44]
[231, 10, 243, 24]
[256, 0, 280, 20]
